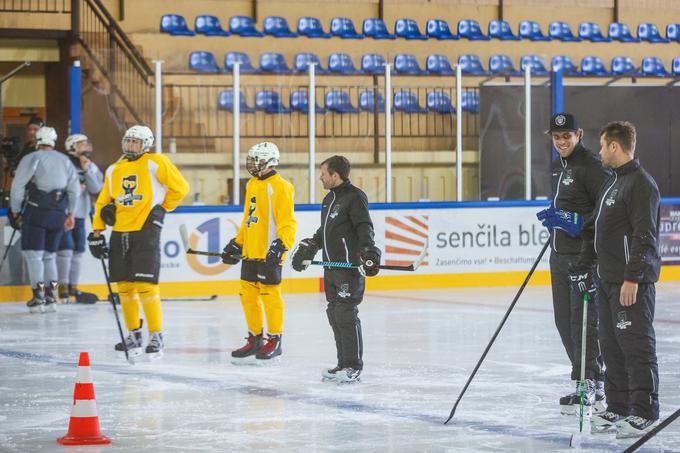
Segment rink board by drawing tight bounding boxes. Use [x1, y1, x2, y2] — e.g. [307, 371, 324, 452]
[1, 200, 679, 301]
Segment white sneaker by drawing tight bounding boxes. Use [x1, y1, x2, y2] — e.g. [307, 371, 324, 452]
[616, 415, 656, 439]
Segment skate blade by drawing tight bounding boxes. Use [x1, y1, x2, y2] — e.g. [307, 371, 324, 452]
[615, 431, 645, 439]
[561, 405, 575, 416]
[590, 424, 617, 434]
[254, 356, 281, 366]
[29, 306, 44, 314]
[146, 351, 164, 360]
[43, 304, 57, 313]
[230, 355, 258, 366]
[117, 348, 143, 360]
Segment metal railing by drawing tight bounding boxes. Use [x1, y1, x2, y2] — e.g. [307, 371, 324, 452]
[0, 0, 70, 12]
[74, 0, 154, 127]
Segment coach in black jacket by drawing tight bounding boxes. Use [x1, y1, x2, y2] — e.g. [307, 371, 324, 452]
[291, 155, 381, 383]
[571, 121, 661, 438]
[537, 113, 611, 415]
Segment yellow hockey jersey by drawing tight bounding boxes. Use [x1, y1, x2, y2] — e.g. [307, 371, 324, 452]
[236, 172, 296, 260]
[93, 153, 189, 232]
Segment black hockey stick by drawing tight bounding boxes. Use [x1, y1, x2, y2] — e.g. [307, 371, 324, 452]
[179, 224, 221, 257]
[444, 240, 550, 424]
[622, 407, 680, 453]
[302, 241, 428, 272]
[0, 227, 18, 274]
[99, 254, 133, 364]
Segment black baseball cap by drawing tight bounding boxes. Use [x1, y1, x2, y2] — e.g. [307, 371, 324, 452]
[546, 112, 579, 134]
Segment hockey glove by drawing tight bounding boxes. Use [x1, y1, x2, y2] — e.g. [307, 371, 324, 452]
[360, 245, 381, 277]
[568, 263, 596, 298]
[100, 202, 116, 226]
[546, 209, 584, 238]
[535, 205, 555, 223]
[265, 239, 287, 269]
[87, 232, 109, 259]
[8, 210, 22, 230]
[291, 238, 320, 272]
[221, 238, 242, 265]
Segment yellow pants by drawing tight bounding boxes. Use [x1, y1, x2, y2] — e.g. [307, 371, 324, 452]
[117, 281, 162, 332]
[239, 280, 284, 335]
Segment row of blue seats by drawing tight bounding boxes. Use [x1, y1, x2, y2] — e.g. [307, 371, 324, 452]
[216, 89, 479, 114]
[189, 51, 680, 77]
[162, 14, 680, 43]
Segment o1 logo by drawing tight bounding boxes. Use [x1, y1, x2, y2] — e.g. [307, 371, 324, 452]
[186, 217, 238, 275]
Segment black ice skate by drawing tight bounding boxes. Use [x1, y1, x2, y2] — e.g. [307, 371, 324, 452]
[322, 365, 343, 382]
[594, 380, 607, 414]
[231, 333, 263, 365]
[591, 410, 625, 434]
[255, 334, 282, 362]
[560, 380, 594, 416]
[115, 328, 143, 358]
[70, 285, 98, 304]
[145, 332, 164, 359]
[43, 281, 58, 313]
[616, 415, 656, 439]
[58, 283, 71, 304]
[336, 368, 362, 384]
[27, 283, 45, 314]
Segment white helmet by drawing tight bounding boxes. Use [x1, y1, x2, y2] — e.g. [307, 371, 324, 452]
[122, 125, 154, 160]
[35, 126, 57, 148]
[246, 142, 280, 177]
[65, 133, 88, 152]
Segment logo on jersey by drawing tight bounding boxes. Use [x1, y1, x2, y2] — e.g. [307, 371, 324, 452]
[605, 188, 619, 207]
[561, 169, 574, 186]
[118, 175, 143, 206]
[329, 204, 341, 219]
[616, 311, 632, 330]
[338, 283, 351, 298]
[246, 196, 258, 228]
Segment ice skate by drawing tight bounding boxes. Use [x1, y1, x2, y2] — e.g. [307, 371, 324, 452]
[115, 328, 143, 358]
[591, 410, 625, 434]
[336, 368, 361, 384]
[616, 415, 656, 439]
[322, 365, 342, 382]
[71, 285, 98, 304]
[561, 380, 594, 416]
[27, 283, 45, 314]
[43, 281, 58, 313]
[231, 333, 263, 365]
[58, 283, 71, 304]
[593, 380, 607, 414]
[255, 334, 282, 364]
[145, 331, 164, 360]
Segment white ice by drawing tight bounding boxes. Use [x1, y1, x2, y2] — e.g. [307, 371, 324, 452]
[1, 283, 679, 452]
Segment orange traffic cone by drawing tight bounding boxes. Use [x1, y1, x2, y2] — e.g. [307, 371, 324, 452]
[57, 352, 111, 445]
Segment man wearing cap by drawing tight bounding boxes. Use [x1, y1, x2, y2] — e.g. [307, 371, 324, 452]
[536, 113, 611, 416]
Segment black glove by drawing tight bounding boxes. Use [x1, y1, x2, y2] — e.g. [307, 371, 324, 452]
[8, 210, 22, 230]
[100, 202, 116, 226]
[360, 245, 381, 277]
[568, 263, 596, 298]
[221, 238, 242, 265]
[265, 239, 287, 268]
[291, 238, 320, 272]
[87, 232, 108, 259]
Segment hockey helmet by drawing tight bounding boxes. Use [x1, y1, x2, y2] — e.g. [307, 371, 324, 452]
[65, 133, 89, 152]
[122, 125, 154, 160]
[35, 126, 57, 148]
[246, 142, 280, 177]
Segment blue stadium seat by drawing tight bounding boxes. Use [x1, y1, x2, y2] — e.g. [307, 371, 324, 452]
[224, 52, 259, 73]
[458, 19, 490, 40]
[520, 55, 549, 76]
[608, 22, 639, 42]
[256, 90, 291, 113]
[195, 15, 230, 36]
[331, 17, 363, 39]
[637, 23, 668, 43]
[458, 54, 486, 75]
[640, 57, 670, 76]
[394, 54, 426, 75]
[551, 55, 580, 76]
[328, 53, 360, 74]
[578, 22, 611, 42]
[359, 91, 385, 112]
[672, 57, 680, 76]
[325, 91, 359, 113]
[519, 21, 551, 41]
[394, 91, 428, 113]
[218, 89, 256, 113]
[461, 91, 479, 113]
[361, 54, 386, 74]
[666, 24, 680, 42]
[611, 56, 636, 75]
[488, 20, 520, 40]
[426, 92, 455, 114]
[488, 55, 521, 76]
[293, 53, 328, 74]
[580, 56, 611, 76]
[297, 17, 331, 38]
[229, 16, 264, 37]
[363, 18, 395, 39]
[160, 14, 195, 36]
[259, 52, 291, 73]
[549, 21, 581, 41]
[263, 16, 298, 37]
[290, 91, 327, 113]
[394, 18, 427, 40]
[426, 54, 455, 75]
[189, 51, 220, 73]
[426, 19, 458, 40]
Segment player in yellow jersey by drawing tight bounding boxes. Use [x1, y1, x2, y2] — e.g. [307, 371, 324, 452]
[87, 125, 189, 359]
[221, 142, 297, 364]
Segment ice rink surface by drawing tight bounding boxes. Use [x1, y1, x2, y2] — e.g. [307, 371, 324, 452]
[1, 283, 679, 453]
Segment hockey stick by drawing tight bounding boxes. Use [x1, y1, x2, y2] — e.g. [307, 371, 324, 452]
[622, 407, 680, 453]
[99, 255, 133, 364]
[179, 224, 221, 257]
[570, 292, 590, 448]
[302, 241, 429, 272]
[444, 239, 550, 424]
[0, 227, 18, 274]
